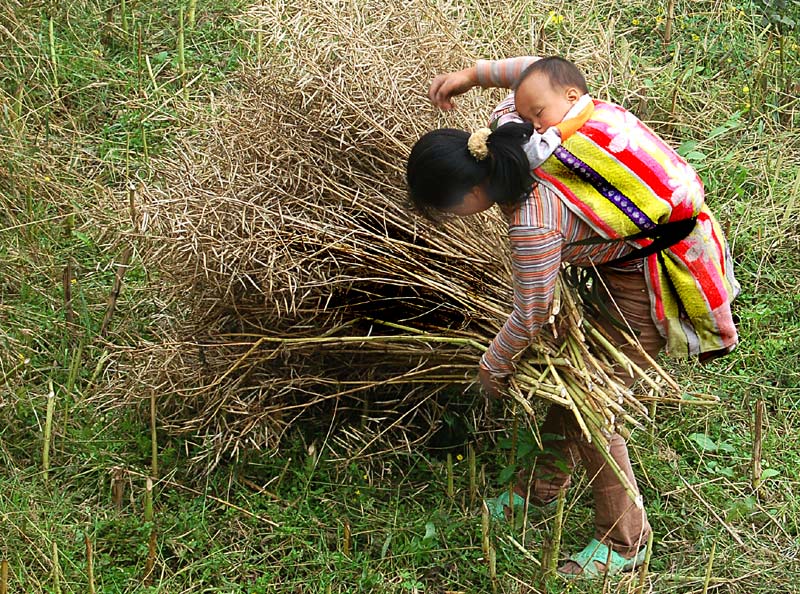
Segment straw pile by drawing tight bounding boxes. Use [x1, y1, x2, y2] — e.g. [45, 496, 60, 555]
[120, 0, 690, 472]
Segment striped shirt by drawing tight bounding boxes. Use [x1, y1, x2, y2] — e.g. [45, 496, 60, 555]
[476, 57, 639, 377]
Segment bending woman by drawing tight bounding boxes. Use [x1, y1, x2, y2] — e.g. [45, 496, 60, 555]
[407, 108, 737, 576]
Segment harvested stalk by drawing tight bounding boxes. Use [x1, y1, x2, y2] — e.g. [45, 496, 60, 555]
[701, 541, 717, 594]
[51, 541, 61, 594]
[43, 380, 56, 483]
[468, 444, 477, 507]
[100, 246, 133, 337]
[635, 530, 654, 594]
[85, 534, 96, 594]
[752, 399, 764, 490]
[446, 453, 454, 499]
[117, 0, 701, 467]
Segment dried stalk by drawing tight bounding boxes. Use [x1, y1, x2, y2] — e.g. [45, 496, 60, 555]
[110, 0, 697, 466]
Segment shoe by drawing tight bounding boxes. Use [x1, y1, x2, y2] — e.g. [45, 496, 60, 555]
[484, 492, 526, 520]
[559, 538, 647, 579]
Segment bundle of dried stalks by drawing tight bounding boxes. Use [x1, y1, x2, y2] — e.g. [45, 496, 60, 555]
[122, 0, 692, 470]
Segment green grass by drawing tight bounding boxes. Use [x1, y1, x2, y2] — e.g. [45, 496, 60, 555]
[2, 0, 800, 592]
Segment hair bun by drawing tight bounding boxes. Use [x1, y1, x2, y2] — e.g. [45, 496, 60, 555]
[467, 128, 492, 161]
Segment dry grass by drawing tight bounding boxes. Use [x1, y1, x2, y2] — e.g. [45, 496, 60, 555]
[99, 0, 695, 468]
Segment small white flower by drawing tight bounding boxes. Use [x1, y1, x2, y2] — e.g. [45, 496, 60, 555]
[665, 161, 703, 213]
[607, 112, 646, 153]
[684, 218, 717, 262]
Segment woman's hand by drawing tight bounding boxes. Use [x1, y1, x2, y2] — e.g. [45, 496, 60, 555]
[479, 366, 505, 400]
[428, 67, 479, 110]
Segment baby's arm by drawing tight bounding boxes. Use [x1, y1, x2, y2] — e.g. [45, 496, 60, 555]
[522, 129, 562, 169]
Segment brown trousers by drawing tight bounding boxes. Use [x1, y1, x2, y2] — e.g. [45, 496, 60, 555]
[519, 266, 665, 556]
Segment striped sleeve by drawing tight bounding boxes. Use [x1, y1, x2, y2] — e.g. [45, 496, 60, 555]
[480, 225, 563, 377]
[478, 182, 640, 377]
[488, 93, 523, 129]
[476, 56, 540, 89]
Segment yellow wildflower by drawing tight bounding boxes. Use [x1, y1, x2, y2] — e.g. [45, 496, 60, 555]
[456, 454, 464, 461]
[742, 85, 749, 93]
[632, 18, 640, 26]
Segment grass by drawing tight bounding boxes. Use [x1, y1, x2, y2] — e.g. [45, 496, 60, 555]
[1, 0, 800, 592]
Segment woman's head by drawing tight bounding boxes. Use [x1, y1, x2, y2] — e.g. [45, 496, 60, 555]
[406, 122, 534, 219]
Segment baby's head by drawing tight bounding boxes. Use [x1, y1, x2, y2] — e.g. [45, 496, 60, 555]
[514, 57, 589, 133]
[406, 123, 534, 219]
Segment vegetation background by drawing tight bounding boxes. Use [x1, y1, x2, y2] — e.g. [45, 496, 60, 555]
[1, 0, 798, 592]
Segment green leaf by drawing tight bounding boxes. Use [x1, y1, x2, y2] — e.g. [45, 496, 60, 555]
[380, 532, 392, 558]
[685, 150, 707, 162]
[677, 140, 699, 157]
[74, 230, 93, 247]
[760, 468, 780, 480]
[498, 465, 516, 485]
[726, 496, 756, 521]
[717, 441, 737, 454]
[517, 441, 537, 460]
[689, 433, 717, 451]
[423, 521, 436, 541]
[707, 115, 742, 140]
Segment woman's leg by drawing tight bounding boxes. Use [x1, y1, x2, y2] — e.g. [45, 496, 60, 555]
[591, 266, 664, 552]
[561, 266, 664, 570]
[516, 404, 578, 504]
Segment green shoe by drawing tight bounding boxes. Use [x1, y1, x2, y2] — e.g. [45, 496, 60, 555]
[559, 538, 648, 579]
[484, 492, 526, 521]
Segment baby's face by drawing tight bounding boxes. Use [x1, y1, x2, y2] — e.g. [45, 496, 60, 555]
[515, 72, 580, 133]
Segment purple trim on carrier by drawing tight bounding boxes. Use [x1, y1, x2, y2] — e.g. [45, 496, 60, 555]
[553, 146, 656, 231]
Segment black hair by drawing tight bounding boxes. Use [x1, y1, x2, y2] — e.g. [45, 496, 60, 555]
[406, 121, 535, 219]
[514, 56, 589, 94]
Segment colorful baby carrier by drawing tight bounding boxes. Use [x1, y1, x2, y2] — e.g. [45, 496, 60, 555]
[513, 98, 740, 358]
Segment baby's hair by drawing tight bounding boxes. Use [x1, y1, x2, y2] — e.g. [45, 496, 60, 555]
[406, 122, 535, 220]
[514, 56, 589, 94]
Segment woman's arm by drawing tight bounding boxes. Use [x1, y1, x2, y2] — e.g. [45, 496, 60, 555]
[480, 224, 563, 378]
[428, 57, 540, 110]
[476, 56, 539, 89]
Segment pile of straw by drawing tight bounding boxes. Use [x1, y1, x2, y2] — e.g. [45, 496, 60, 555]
[121, 0, 690, 472]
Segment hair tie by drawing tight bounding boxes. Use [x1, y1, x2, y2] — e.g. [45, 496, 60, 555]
[467, 128, 492, 161]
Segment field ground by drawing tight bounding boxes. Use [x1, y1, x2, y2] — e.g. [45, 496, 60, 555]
[1, 1, 799, 592]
